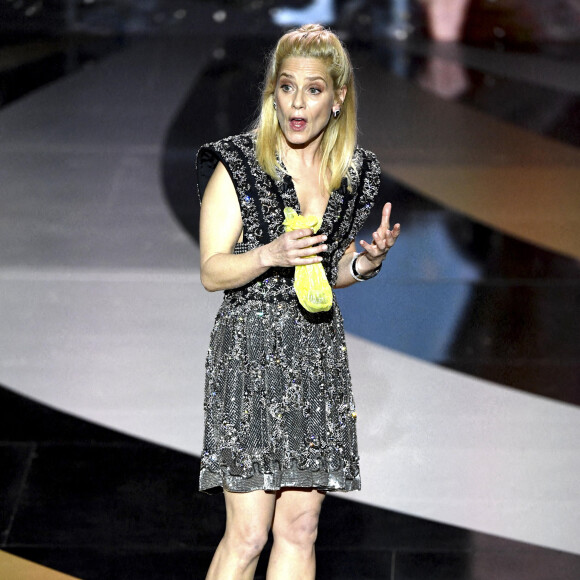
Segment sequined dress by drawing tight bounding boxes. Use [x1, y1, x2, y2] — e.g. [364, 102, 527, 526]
[196, 133, 380, 494]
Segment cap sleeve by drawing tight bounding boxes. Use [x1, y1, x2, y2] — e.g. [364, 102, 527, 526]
[196, 144, 221, 203]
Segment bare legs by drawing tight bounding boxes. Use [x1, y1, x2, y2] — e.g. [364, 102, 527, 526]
[205, 490, 275, 580]
[205, 488, 325, 580]
[267, 489, 325, 579]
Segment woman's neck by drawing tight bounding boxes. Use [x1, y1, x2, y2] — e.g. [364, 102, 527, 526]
[281, 142, 322, 172]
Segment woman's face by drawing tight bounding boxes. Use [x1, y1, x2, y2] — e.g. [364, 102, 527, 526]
[274, 56, 345, 150]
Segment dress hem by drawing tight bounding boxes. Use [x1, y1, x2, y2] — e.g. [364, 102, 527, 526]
[199, 468, 361, 495]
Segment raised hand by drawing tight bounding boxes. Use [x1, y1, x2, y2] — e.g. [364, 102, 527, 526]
[359, 202, 400, 268]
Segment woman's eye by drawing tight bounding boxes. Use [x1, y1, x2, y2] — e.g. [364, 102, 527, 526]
[309, 87, 322, 94]
[280, 84, 292, 92]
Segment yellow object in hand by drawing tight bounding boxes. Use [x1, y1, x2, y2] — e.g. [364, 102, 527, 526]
[283, 207, 333, 313]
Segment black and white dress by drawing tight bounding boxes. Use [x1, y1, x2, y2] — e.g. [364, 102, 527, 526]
[196, 132, 380, 494]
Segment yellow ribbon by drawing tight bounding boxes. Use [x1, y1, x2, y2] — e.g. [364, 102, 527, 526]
[283, 207, 333, 313]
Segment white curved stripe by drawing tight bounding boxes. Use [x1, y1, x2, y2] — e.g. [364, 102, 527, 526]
[1, 271, 578, 554]
[349, 334, 580, 555]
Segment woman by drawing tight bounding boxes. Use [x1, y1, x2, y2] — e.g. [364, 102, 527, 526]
[197, 24, 400, 579]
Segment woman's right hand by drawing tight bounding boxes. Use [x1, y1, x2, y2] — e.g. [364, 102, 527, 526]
[260, 229, 327, 268]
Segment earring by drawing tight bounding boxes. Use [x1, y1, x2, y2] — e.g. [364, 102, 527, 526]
[273, 101, 277, 110]
[333, 109, 341, 119]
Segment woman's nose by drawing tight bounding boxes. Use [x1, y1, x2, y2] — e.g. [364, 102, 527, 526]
[292, 91, 304, 109]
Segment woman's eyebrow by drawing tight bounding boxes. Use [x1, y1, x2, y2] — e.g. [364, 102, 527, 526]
[279, 72, 328, 84]
[306, 76, 327, 84]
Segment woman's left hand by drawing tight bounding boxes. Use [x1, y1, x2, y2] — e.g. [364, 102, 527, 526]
[359, 202, 401, 268]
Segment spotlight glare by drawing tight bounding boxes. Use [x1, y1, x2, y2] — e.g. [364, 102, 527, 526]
[213, 10, 227, 23]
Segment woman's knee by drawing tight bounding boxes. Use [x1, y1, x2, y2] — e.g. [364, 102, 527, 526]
[221, 489, 275, 562]
[224, 522, 269, 561]
[272, 508, 320, 550]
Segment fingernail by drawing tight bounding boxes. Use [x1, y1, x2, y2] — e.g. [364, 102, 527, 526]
[322, 235, 327, 241]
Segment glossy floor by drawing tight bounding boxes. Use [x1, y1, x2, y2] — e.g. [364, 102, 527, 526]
[1, 6, 579, 580]
[1, 385, 579, 579]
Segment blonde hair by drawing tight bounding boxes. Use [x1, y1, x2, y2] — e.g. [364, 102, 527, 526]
[254, 24, 357, 192]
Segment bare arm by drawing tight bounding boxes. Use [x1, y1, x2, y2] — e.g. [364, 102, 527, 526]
[333, 242, 358, 289]
[199, 162, 329, 292]
[334, 202, 401, 289]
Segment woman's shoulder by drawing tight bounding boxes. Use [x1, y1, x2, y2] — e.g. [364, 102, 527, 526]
[349, 146, 380, 183]
[196, 132, 258, 199]
[198, 132, 256, 157]
[345, 146, 380, 200]
[353, 145, 379, 168]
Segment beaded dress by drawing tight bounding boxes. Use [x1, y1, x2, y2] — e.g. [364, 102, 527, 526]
[196, 133, 380, 494]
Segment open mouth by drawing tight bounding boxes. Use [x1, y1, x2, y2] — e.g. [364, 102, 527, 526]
[289, 117, 307, 131]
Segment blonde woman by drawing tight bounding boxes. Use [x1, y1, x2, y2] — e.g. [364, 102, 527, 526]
[197, 24, 400, 579]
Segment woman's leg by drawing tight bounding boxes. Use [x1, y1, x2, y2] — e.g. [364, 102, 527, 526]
[206, 489, 276, 580]
[266, 488, 326, 580]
